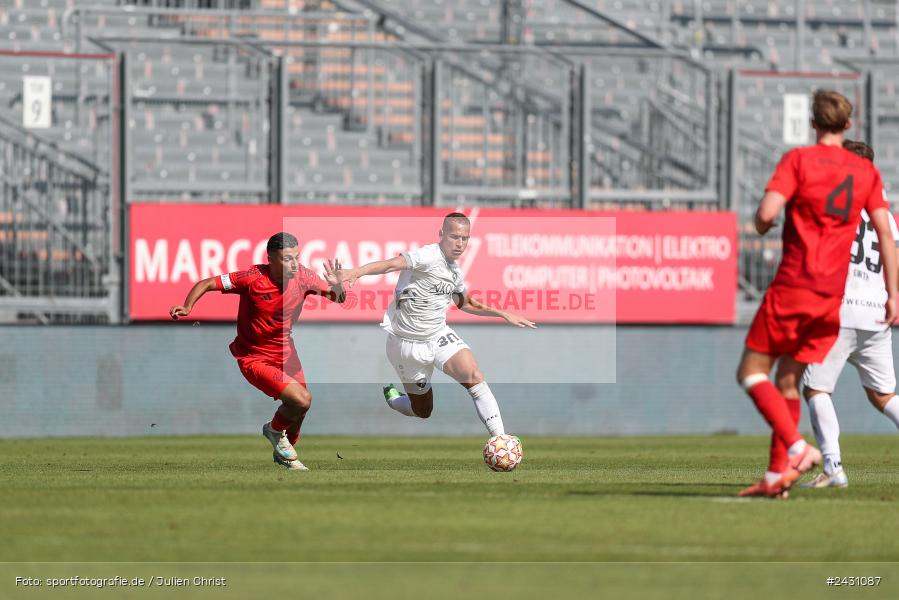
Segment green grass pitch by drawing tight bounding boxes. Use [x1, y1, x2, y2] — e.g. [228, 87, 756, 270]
[2, 435, 899, 599]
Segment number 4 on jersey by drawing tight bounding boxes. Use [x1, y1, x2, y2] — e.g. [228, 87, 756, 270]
[826, 175, 854, 222]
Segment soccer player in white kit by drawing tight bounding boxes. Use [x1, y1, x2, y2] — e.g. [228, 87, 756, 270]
[338, 212, 536, 436]
[802, 140, 899, 488]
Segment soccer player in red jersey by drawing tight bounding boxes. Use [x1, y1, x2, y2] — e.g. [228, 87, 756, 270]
[169, 232, 346, 471]
[736, 90, 899, 498]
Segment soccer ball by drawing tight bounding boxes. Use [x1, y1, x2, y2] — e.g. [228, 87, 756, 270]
[483, 434, 523, 472]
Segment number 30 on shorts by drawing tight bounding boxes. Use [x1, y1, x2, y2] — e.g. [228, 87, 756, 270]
[437, 333, 461, 347]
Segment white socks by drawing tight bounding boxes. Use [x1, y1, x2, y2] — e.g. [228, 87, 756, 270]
[802, 392, 899, 475]
[387, 382, 506, 434]
[883, 396, 899, 428]
[386, 393, 417, 417]
[807, 392, 841, 461]
[823, 454, 843, 476]
[468, 382, 505, 436]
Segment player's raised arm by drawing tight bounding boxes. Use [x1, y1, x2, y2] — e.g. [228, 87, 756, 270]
[169, 276, 218, 320]
[454, 292, 536, 328]
[869, 207, 899, 325]
[338, 255, 408, 287]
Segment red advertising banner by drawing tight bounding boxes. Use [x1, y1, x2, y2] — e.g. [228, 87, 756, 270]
[129, 205, 736, 324]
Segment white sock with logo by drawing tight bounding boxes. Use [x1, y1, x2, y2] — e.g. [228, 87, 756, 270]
[468, 382, 505, 436]
[882, 396, 899, 428]
[387, 394, 416, 417]
[807, 392, 841, 459]
[823, 454, 843, 476]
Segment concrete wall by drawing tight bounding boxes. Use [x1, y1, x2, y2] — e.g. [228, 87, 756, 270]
[1, 324, 897, 438]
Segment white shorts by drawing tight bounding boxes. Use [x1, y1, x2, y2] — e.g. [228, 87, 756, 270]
[385, 326, 470, 394]
[802, 327, 896, 395]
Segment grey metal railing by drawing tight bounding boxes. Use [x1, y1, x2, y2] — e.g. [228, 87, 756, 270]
[0, 115, 115, 323]
[735, 129, 781, 300]
[65, 5, 375, 45]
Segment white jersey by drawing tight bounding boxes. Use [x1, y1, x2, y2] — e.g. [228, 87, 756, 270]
[381, 243, 466, 341]
[840, 207, 899, 331]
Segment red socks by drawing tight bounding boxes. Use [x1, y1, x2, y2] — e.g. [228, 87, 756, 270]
[286, 423, 300, 446]
[287, 412, 306, 446]
[272, 405, 307, 446]
[274, 409, 304, 446]
[270, 408, 293, 432]
[746, 380, 803, 450]
[767, 396, 801, 473]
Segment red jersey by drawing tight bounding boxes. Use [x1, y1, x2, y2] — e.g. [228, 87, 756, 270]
[215, 264, 331, 362]
[766, 144, 888, 295]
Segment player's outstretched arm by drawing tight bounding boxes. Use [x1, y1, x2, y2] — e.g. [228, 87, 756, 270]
[455, 292, 536, 328]
[338, 255, 408, 287]
[870, 207, 899, 325]
[169, 277, 218, 320]
[754, 190, 787, 235]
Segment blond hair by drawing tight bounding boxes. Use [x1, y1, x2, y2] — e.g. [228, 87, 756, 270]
[812, 90, 852, 133]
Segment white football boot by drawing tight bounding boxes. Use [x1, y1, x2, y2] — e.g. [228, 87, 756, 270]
[273, 451, 309, 471]
[800, 469, 849, 488]
[262, 421, 298, 462]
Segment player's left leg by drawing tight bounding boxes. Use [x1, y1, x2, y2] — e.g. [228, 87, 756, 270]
[282, 355, 310, 447]
[237, 356, 302, 464]
[736, 349, 807, 458]
[802, 385, 847, 488]
[271, 383, 312, 470]
[800, 328, 854, 487]
[740, 287, 809, 458]
[282, 386, 311, 446]
[743, 355, 808, 495]
[738, 287, 835, 496]
[774, 354, 823, 487]
[766, 357, 805, 479]
[440, 345, 505, 437]
[384, 333, 436, 418]
[261, 354, 311, 470]
[736, 348, 792, 497]
[737, 351, 818, 496]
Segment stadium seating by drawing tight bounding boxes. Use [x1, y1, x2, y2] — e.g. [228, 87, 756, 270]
[0, 0, 723, 206]
[7, 0, 899, 320]
[4, 0, 898, 202]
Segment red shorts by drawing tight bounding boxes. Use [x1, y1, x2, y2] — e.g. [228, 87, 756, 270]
[236, 353, 307, 400]
[745, 284, 842, 364]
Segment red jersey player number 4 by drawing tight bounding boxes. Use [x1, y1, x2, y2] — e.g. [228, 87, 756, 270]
[746, 143, 891, 363]
[169, 232, 346, 472]
[736, 89, 898, 500]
